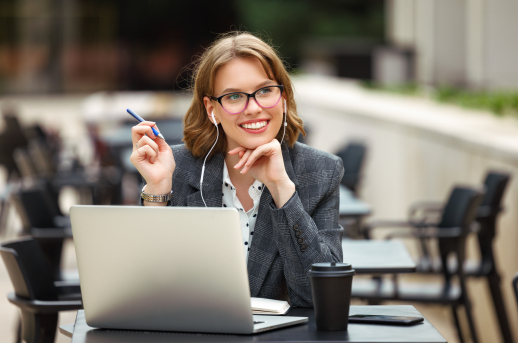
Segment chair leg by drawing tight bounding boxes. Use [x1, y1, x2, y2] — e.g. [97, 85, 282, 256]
[418, 237, 433, 270]
[486, 273, 514, 343]
[15, 316, 21, 343]
[0, 198, 10, 238]
[20, 310, 58, 343]
[463, 301, 479, 343]
[451, 305, 465, 343]
[457, 249, 479, 343]
[476, 228, 515, 343]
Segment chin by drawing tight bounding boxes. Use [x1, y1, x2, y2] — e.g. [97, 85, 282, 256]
[239, 136, 275, 150]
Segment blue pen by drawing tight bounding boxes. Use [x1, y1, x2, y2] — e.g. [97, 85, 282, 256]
[126, 108, 165, 140]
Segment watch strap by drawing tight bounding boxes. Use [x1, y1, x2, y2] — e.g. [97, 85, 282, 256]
[141, 189, 173, 203]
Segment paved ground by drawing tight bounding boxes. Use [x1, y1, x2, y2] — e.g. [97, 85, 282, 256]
[0, 94, 464, 343]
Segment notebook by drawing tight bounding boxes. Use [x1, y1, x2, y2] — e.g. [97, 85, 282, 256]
[251, 297, 290, 315]
[70, 206, 307, 334]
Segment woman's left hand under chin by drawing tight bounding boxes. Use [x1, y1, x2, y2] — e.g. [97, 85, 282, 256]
[229, 139, 296, 208]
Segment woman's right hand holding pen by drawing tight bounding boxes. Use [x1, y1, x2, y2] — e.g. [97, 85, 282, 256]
[130, 122, 175, 203]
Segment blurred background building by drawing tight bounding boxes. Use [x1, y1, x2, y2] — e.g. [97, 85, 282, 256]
[0, 0, 385, 93]
[387, 0, 518, 90]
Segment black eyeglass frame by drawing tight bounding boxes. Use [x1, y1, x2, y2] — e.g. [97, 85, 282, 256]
[210, 85, 284, 114]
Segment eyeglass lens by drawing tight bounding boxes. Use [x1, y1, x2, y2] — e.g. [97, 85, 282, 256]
[221, 86, 282, 114]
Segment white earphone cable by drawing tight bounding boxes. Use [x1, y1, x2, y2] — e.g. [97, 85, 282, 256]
[200, 113, 219, 207]
[281, 99, 287, 144]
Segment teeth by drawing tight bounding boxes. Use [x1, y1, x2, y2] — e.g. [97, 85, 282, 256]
[241, 121, 267, 130]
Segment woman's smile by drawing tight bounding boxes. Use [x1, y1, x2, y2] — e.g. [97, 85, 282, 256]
[239, 119, 270, 133]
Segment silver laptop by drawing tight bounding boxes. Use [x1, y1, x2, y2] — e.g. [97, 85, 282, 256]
[70, 206, 307, 334]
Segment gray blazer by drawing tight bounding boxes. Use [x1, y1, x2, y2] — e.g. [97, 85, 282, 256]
[161, 142, 344, 307]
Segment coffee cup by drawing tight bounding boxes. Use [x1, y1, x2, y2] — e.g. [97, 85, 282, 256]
[308, 262, 355, 331]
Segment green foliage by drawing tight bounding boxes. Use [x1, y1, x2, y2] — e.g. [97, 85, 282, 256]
[364, 82, 518, 118]
[234, 0, 384, 68]
[435, 86, 518, 117]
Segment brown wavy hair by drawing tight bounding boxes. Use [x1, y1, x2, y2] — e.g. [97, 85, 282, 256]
[183, 31, 305, 159]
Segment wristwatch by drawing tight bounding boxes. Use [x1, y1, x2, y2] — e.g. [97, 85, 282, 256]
[141, 188, 173, 203]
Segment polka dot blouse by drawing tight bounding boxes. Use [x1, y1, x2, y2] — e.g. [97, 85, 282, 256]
[222, 161, 263, 262]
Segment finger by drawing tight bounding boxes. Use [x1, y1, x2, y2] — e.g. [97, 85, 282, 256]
[228, 146, 246, 155]
[234, 149, 253, 169]
[140, 145, 158, 163]
[131, 125, 157, 143]
[131, 121, 157, 143]
[241, 142, 278, 173]
[130, 144, 157, 165]
[137, 135, 159, 156]
[238, 151, 245, 158]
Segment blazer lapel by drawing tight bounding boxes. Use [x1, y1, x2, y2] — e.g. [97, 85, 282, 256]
[247, 143, 299, 296]
[186, 153, 224, 208]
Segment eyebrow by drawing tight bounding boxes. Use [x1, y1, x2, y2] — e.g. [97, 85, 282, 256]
[220, 80, 276, 95]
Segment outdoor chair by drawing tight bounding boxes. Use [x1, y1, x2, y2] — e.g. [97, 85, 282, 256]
[361, 171, 513, 343]
[352, 186, 484, 343]
[0, 237, 82, 343]
[26, 137, 110, 204]
[0, 114, 29, 236]
[334, 142, 367, 196]
[0, 114, 30, 180]
[11, 184, 72, 281]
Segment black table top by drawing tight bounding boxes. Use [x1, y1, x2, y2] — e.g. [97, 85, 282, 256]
[60, 305, 446, 343]
[342, 240, 416, 274]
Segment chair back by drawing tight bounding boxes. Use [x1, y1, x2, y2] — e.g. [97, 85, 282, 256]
[28, 138, 57, 176]
[438, 187, 484, 234]
[12, 184, 61, 230]
[479, 171, 510, 215]
[471, 172, 511, 276]
[436, 187, 484, 282]
[0, 115, 29, 177]
[0, 238, 58, 300]
[335, 142, 367, 194]
[13, 147, 38, 179]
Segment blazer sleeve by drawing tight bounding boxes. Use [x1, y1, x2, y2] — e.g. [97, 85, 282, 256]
[268, 157, 344, 307]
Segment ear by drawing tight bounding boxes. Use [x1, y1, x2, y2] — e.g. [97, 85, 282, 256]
[203, 96, 219, 125]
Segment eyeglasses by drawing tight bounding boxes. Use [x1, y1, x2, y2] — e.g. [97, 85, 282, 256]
[210, 85, 284, 114]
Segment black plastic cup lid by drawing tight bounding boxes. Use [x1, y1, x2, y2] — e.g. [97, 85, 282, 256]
[308, 262, 355, 277]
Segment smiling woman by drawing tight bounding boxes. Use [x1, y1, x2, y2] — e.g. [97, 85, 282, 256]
[129, 32, 344, 307]
[187, 32, 305, 157]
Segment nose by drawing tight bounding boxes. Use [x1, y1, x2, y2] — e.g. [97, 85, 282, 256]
[244, 96, 262, 115]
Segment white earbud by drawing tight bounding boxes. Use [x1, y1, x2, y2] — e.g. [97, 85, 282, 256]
[211, 111, 217, 126]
